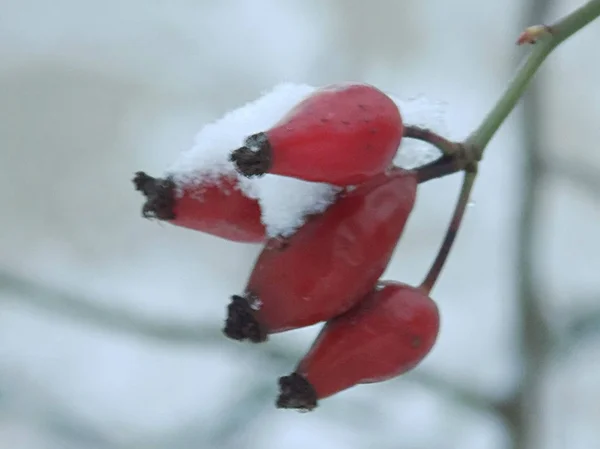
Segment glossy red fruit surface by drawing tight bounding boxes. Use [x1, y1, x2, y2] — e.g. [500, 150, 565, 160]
[277, 281, 440, 410]
[133, 172, 265, 243]
[230, 83, 403, 186]
[223, 167, 417, 342]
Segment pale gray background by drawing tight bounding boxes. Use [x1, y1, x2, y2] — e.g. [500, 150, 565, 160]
[1, 0, 599, 448]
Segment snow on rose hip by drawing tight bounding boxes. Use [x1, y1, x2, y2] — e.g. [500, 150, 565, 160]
[276, 281, 440, 411]
[133, 171, 265, 243]
[229, 82, 404, 186]
[223, 167, 417, 343]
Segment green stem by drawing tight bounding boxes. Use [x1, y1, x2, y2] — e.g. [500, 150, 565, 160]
[467, 0, 600, 154]
[413, 0, 600, 296]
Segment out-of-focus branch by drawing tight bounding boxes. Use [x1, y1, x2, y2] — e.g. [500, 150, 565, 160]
[0, 268, 507, 419]
[42, 412, 116, 449]
[0, 267, 510, 449]
[500, 2, 554, 448]
[560, 305, 600, 350]
[404, 371, 507, 415]
[0, 270, 220, 345]
[544, 157, 600, 200]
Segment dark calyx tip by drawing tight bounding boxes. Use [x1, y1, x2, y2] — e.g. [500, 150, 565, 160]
[276, 373, 318, 411]
[229, 132, 272, 178]
[132, 171, 176, 220]
[223, 295, 268, 343]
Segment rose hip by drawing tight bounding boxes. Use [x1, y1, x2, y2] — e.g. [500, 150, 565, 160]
[133, 171, 265, 243]
[223, 167, 417, 342]
[276, 281, 440, 411]
[229, 83, 403, 186]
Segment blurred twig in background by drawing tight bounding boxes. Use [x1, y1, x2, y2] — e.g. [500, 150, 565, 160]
[545, 156, 600, 200]
[500, 1, 553, 448]
[1, 267, 510, 447]
[0, 268, 502, 410]
[500, 1, 600, 448]
[3, 232, 600, 448]
[561, 305, 600, 351]
[0, 270, 220, 346]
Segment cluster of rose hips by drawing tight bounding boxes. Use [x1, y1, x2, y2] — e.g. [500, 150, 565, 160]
[133, 83, 441, 411]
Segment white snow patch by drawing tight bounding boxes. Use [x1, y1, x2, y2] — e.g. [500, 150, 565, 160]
[167, 82, 315, 181]
[245, 174, 340, 237]
[392, 94, 448, 169]
[166, 82, 446, 238]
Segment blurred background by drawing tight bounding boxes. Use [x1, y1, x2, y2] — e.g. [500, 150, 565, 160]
[1, 0, 599, 448]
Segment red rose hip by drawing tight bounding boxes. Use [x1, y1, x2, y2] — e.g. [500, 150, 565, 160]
[223, 167, 417, 343]
[133, 171, 265, 243]
[276, 281, 440, 411]
[229, 83, 403, 186]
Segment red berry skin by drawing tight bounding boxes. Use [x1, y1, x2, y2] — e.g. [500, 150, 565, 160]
[298, 282, 439, 400]
[235, 168, 417, 337]
[172, 176, 265, 243]
[133, 171, 265, 243]
[267, 83, 403, 185]
[232, 83, 403, 186]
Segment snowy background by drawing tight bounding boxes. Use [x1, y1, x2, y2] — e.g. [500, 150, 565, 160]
[1, 0, 599, 448]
